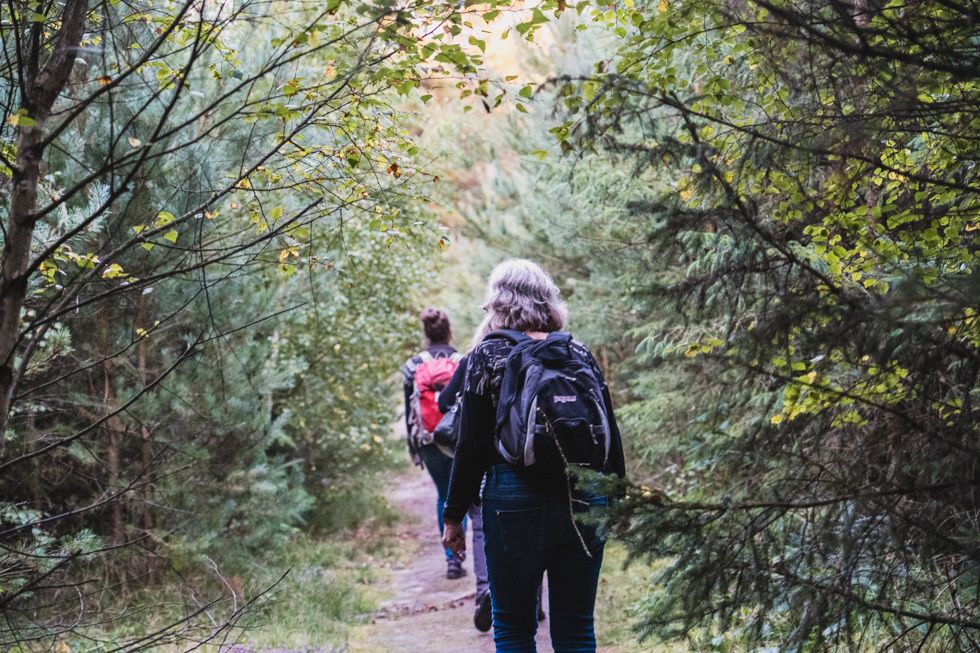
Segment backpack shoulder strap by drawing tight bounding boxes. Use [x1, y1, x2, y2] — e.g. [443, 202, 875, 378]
[418, 350, 434, 363]
[450, 351, 464, 363]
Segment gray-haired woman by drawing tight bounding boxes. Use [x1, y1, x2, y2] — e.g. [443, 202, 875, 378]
[442, 259, 626, 653]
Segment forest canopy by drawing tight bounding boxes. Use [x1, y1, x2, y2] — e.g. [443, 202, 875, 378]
[1, 1, 978, 652]
[434, 0, 979, 650]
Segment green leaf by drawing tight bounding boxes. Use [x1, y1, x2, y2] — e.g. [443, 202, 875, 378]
[163, 230, 179, 243]
[154, 211, 176, 227]
[583, 81, 598, 101]
[7, 109, 38, 128]
[396, 79, 416, 95]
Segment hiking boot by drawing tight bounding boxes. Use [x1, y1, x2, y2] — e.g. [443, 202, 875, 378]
[474, 591, 492, 632]
[446, 557, 467, 579]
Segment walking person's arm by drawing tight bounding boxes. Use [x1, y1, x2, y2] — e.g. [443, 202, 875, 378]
[583, 349, 626, 479]
[602, 384, 626, 479]
[403, 359, 422, 467]
[442, 352, 493, 555]
[437, 355, 467, 414]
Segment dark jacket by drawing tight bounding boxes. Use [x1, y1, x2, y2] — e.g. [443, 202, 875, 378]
[443, 335, 625, 523]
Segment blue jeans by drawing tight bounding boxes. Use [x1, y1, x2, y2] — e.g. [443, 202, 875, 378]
[482, 465, 607, 653]
[419, 444, 466, 561]
[470, 503, 489, 598]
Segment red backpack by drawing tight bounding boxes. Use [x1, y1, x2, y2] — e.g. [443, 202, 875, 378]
[411, 351, 462, 444]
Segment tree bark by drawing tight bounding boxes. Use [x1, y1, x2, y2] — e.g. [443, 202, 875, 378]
[137, 326, 157, 582]
[105, 368, 125, 547]
[0, 0, 89, 444]
[98, 307, 125, 548]
[136, 296, 155, 536]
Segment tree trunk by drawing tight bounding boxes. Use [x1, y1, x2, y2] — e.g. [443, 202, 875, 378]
[136, 297, 155, 535]
[0, 0, 89, 444]
[105, 394, 125, 547]
[137, 333, 157, 582]
[99, 306, 125, 548]
[28, 412, 42, 509]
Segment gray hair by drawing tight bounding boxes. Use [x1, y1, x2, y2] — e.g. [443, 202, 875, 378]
[482, 259, 568, 333]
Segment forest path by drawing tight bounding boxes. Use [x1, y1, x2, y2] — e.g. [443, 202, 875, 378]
[348, 468, 551, 652]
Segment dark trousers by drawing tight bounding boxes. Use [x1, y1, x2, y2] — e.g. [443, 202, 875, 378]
[419, 444, 465, 561]
[482, 465, 606, 653]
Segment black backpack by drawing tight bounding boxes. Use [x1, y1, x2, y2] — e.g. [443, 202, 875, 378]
[491, 330, 611, 470]
[432, 393, 461, 457]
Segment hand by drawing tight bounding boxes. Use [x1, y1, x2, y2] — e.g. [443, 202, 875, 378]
[442, 519, 465, 557]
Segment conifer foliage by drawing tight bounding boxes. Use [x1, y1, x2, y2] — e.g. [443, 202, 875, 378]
[438, 1, 978, 650]
[540, 1, 980, 649]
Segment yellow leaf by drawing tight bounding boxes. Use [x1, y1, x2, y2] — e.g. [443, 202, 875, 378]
[101, 263, 126, 279]
[658, 0, 668, 11]
[163, 230, 179, 243]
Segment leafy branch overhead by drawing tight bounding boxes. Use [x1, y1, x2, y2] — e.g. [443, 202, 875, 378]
[0, 0, 547, 648]
[526, 0, 980, 650]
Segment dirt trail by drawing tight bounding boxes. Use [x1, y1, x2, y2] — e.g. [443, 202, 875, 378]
[350, 469, 551, 653]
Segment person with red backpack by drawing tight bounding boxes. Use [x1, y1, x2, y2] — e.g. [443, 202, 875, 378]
[403, 308, 467, 579]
